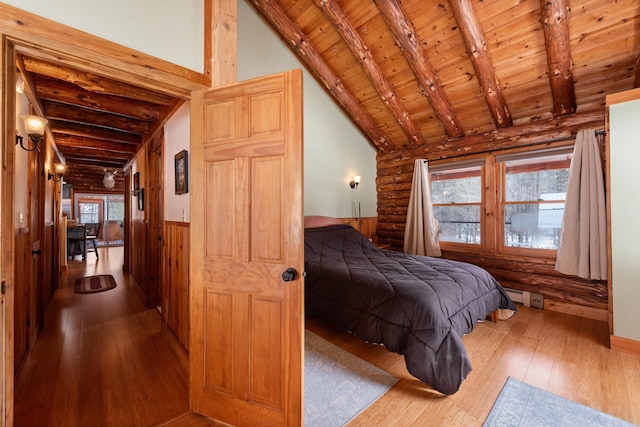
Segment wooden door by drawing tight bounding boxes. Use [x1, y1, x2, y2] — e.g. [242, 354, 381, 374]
[190, 70, 304, 426]
[147, 135, 164, 309]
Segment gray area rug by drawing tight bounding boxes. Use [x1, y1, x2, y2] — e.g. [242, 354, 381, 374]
[305, 330, 398, 427]
[484, 377, 637, 426]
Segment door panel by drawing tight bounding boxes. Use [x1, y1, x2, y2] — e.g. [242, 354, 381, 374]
[190, 70, 303, 426]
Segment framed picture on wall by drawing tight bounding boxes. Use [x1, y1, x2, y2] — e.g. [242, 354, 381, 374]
[133, 172, 140, 196]
[137, 188, 144, 210]
[175, 150, 189, 195]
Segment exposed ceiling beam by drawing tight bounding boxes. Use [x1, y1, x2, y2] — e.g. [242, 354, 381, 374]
[22, 57, 176, 105]
[540, 0, 576, 116]
[249, 0, 391, 150]
[62, 155, 125, 168]
[380, 111, 603, 161]
[35, 75, 161, 121]
[44, 101, 150, 134]
[54, 134, 139, 154]
[448, 0, 513, 128]
[314, 0, 423, 146]
[49, 120, 141, 144]
[53, 146, 130, 162]
[374, 0, 463, 138]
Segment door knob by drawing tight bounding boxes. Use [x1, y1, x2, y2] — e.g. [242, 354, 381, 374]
[32, 249, 42, 256]
[282, 267, 297, 282]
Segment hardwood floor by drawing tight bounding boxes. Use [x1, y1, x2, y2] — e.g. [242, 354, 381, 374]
[14, 248, 640, 426]
[14, 247, 192, 427]
[307, 308, 640, 426]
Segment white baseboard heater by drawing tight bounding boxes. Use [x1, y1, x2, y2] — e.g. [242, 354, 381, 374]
[504, 288, 531, 307]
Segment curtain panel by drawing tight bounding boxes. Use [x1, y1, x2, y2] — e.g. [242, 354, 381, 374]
[555, 129, 607, 280]
[404, 159, 442, 256]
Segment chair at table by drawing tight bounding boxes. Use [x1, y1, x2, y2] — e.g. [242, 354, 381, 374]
[85, 223, 101, 259]
[67, 225, 87, 260]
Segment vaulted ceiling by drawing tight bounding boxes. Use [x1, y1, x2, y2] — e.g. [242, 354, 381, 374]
[248, 0, 639, 155]
[17, 0, 640, 193]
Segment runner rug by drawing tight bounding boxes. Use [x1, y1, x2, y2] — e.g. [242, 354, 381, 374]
[483, 377, 636, 426]
[305, 330, 398, 427]
[74, 274, 117, 294]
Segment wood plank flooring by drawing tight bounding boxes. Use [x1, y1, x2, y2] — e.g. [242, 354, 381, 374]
[14, 247, 640, 426]
[14, 247, 191, 427]
[307, 310, 640, 426]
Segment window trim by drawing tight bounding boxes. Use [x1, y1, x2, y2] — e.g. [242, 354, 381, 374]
[431, 161, 484, 247]
[433, 142, 574, 258]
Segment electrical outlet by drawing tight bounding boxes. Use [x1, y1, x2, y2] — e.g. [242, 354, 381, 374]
[530, 293, 544, 309]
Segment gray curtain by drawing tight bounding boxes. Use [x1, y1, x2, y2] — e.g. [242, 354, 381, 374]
[555, 129, 607, 280]
[404, 159, 442, 256]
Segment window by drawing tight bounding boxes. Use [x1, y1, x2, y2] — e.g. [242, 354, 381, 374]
[499, 149, 572, 251]
[431, 161, 483, 244]
[107, 198, 125, 222]
[430, 144, 573, 255]
[79, 202, 100, 224]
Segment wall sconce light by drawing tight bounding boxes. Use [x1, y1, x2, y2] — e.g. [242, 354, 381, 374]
[16, 115, 48, 152]
[349, 175, 361, 189]
[16, 75, 25, 94]
[48, 163, 66, 182]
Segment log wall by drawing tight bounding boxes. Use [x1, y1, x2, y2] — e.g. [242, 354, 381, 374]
[375, 124, 608, 320]
[163, 221, 190, 351]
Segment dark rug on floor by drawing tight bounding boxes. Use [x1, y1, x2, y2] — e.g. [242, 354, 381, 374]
[74, 275, 117, 294]
[484, 377, 636, 426]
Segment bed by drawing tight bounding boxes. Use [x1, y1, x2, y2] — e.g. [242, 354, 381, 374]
[304, 217, 516, 395]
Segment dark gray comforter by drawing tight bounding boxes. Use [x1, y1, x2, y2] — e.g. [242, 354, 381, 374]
[304, 224, 516, 395]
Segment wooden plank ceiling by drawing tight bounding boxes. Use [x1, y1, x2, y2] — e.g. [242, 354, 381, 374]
[249, 0, 640, 155]
[17, 55, 182, 193]
[16, 0, 640, 194]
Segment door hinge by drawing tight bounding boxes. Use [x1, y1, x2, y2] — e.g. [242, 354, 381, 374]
[1, 280, 5, 294]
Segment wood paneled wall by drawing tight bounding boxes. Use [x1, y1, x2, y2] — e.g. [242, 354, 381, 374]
[42, 223, 54, 311]
[130, 220, 147, 295]
[163, 221, 190, 351]
[376, 149, 608, 320]
[14, 229, 30, 377]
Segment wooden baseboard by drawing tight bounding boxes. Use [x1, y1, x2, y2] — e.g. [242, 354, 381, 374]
[610, 335, 640, 356]
[544, 299, 608, 322]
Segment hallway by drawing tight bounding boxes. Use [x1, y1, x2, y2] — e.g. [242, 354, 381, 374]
[14, 247, 190, 426]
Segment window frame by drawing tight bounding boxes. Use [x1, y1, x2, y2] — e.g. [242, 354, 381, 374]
[430, 158, 486, 251]
[432, 142, 574, 259]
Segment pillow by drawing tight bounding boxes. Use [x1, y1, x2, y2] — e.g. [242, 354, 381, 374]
[304, 216, 345, 229]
